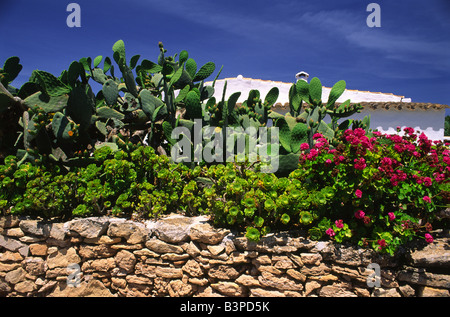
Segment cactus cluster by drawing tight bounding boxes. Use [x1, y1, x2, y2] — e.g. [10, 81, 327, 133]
[264, 77, 371, 174]
[0, 40, 369, 177]
[0, 40, 223, 165]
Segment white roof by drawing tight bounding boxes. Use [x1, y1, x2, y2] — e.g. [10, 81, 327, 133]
[206, 75, 408, 104]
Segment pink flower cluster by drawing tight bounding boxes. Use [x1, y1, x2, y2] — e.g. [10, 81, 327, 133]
[325, 220, 345, 239]
[325, 228, 335, 237]
[354, 158, 367, 170]
[335, 219, 344, 228]
[344, 128, 375, 150]
[300, 127, 449, 208]
[354, 210, 365, 219]
[313, 133, 330, 151]
[377, 239, 387, 249]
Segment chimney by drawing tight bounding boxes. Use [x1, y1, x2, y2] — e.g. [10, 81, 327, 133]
[296, 71, 309, 82]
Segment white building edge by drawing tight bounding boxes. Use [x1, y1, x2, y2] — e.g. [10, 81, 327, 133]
[206, 73, 449, 141]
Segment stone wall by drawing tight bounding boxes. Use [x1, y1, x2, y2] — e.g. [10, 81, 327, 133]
[1, 214, 449, 297]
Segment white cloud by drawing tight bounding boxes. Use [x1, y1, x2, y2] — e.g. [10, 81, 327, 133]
[299, 8, 450, 75]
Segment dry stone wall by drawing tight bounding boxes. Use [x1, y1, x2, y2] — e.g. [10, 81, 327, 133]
[0, 214, 449, 297]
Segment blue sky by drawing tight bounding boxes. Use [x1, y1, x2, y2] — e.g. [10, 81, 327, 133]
[1, 0, 449, 115]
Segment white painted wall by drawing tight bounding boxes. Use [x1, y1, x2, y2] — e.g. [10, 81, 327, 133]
[206, 76, 446, 141]
[273, 107, 445, 141]
[352, 108, 446, 141]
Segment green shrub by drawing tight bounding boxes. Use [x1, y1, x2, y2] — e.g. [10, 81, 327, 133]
[293, 127, 449, 255]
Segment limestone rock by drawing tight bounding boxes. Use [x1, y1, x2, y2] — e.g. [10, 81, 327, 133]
[78, 244, 117, 259]
[0, 250, 23, 262]
[258, 271, 303, 291]
[0, 262, 21, 272]
[371, 288, 401, 297]
[286, 269, 307, 282]
[0, 235, 29, 256]
[133, 262, 156, 278]
[161, 253, 190, 261]
[300, 253, 322, 266]
[325, 245, 374, 267]
[398, 268, 450, 289]
[107, 220, 147, 244]
[155, 267, 183, 279]
[83, 235, 121, 245]
[0, 279, 12, 294]
[419, 286, 450, 297]
[168, 279, 194, 297]
[19, 220, 51, 237]
[5, 267, 26, 284]
[398, 284, 416, 297]
[234, 233, 296, 253]
[272, 255, 295, 269]
[114, 250, 136, 273]
[250, 288, 285, 297]
[126, 274, 153, 286]
[82, 258, 115, 272]
[319, 284, 357, 297]
[208, 244, 225, 256]
[252, 255, 272, 265]
[211, 281, 245, 296]
[29, 243, 48, 256]
[208, 265, 240, 280]
[0, 215, 20, 229]
[49, 223, 68, 241]
[189, 223, 228, 245]
[196, 286, 224, 297]
[3, 228, 24, 238]
[304, 281, 321, 296]
[185, 241, 201, 257]
[410, 238, 450, 269]
[145, 238, 184, 254]
[22, 257, 47, 276]
[14, 280, 37, 293]
[236, 274, 260, 287]
[47, 247, 81, 269]
[65, 217, 109, 239]
[182, 259, 204, 278]
[153, 215, 198, 243]
[49, 279, 114, 297]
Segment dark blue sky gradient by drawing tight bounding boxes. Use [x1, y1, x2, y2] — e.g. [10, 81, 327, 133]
[1, 0, 449, 114]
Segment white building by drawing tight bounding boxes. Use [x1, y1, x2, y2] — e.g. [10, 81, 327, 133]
[208, 74, 448, 141]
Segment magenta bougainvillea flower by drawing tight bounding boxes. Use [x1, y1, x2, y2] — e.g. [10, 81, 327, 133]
[300, 143, 309, 151]
[354, 158, 367, 170]
[354, 210, 365, 219]
[378, 239, 387, 248]
[295, 124, 447, 255]
[325, 228, 335, 237]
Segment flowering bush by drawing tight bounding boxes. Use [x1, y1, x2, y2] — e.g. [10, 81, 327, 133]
[0, 127, 448, 255]
[293, 127, 449, 255]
